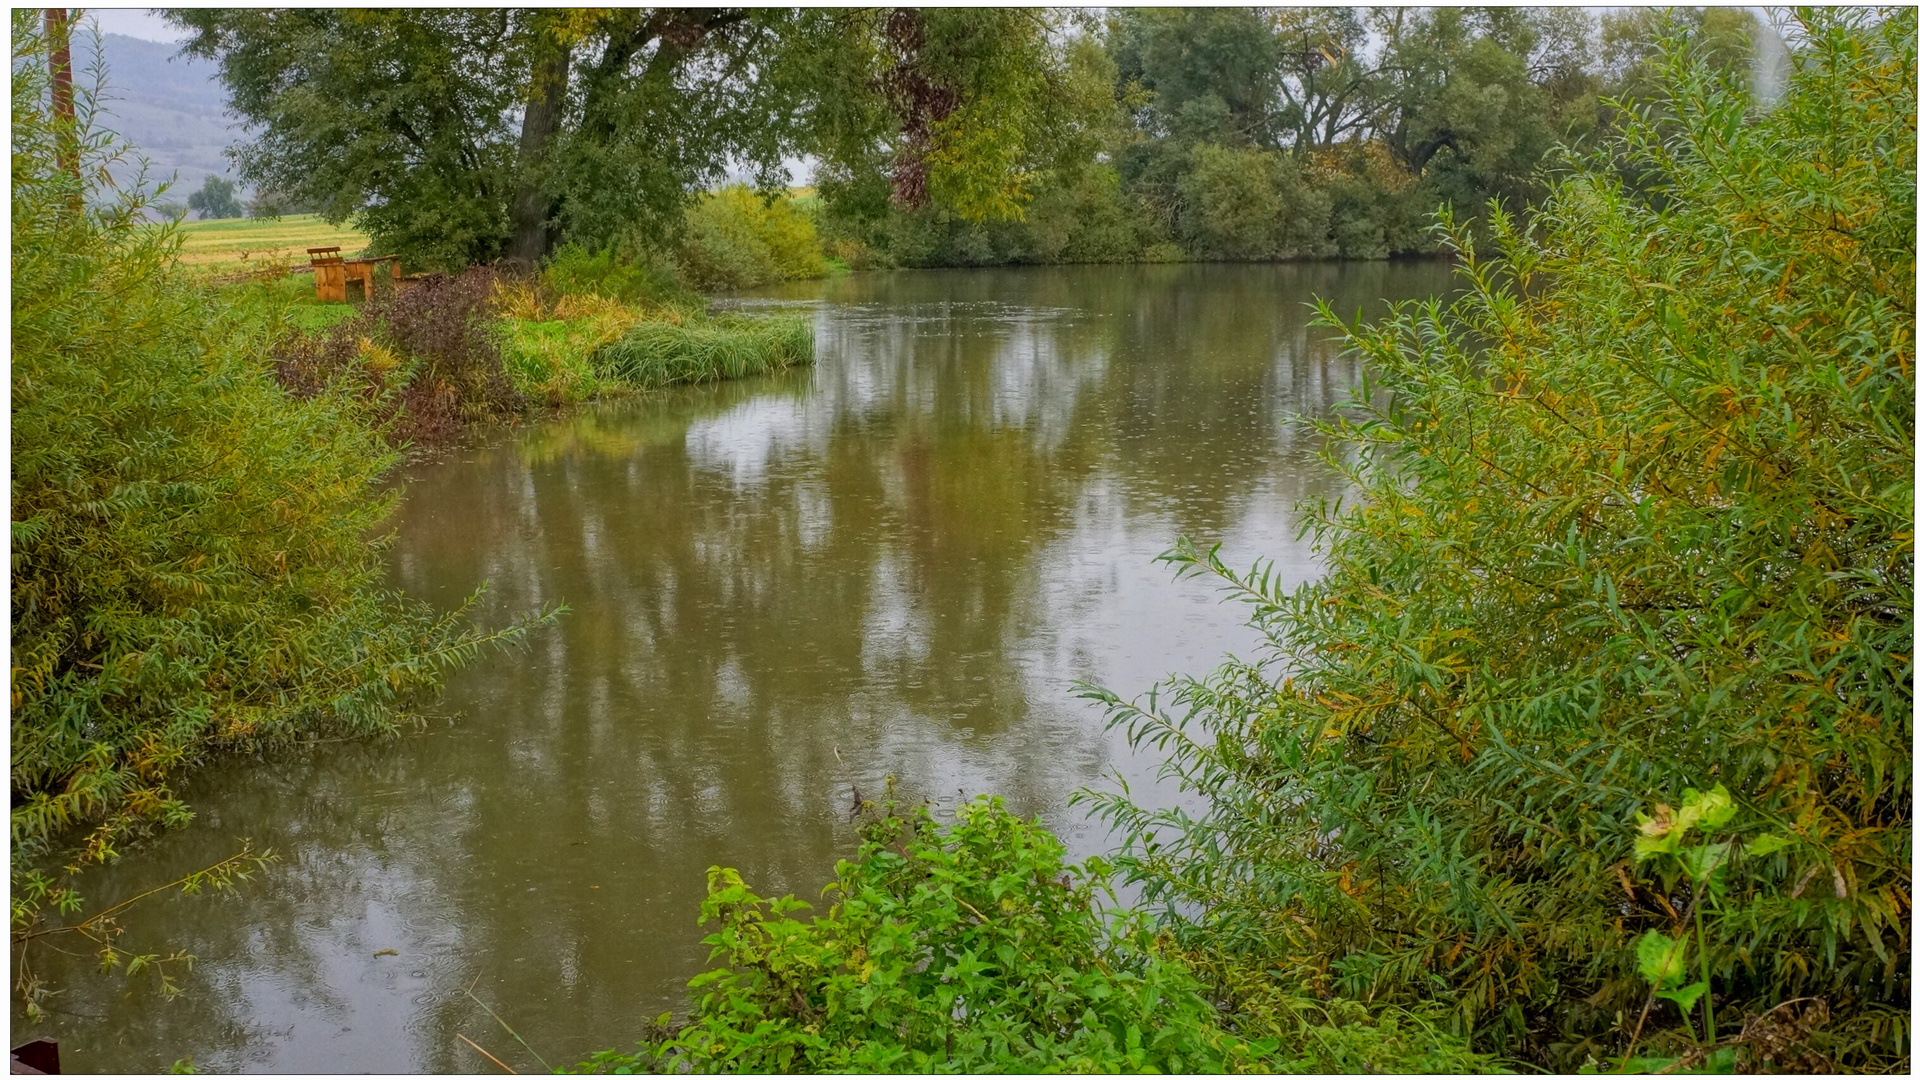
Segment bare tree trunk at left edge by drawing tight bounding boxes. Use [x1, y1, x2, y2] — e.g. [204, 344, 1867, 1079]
[45, 8, 81, 195]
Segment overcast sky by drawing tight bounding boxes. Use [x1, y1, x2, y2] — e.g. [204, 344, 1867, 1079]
[90, 9, 186, 43]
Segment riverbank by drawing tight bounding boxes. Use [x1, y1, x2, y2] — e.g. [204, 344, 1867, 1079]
[205, 253, 816, 455]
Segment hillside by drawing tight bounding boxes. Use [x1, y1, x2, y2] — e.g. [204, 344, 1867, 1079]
[78, 32, 240, 200]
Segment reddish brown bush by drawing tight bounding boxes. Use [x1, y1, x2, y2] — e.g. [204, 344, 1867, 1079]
[272, 268, 525, 449]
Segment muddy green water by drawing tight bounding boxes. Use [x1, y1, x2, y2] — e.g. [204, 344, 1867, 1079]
[14, 263, 1450, 1072]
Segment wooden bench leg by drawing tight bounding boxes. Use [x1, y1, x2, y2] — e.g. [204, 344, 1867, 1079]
[315, 264, 345, 303]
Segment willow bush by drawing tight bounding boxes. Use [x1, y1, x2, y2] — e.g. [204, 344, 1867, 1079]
[1084, 10, 1913, 1072]
[677, 185, 833, 292]
[11, 13, 539, 1010]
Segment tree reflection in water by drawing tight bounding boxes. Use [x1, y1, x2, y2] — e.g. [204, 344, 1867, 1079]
[15, 262, 1452, 1072]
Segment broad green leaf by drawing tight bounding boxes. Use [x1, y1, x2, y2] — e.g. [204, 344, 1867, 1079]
[1634, 829, 1680, 861]
[1683, 784, 1737, 831]
[1684, 841, 1732, 884]
[1636, 931, 1688, 990]
[1657, 980, 1710, 1011]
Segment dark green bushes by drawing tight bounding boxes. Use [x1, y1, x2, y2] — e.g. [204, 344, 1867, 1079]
[542, 243, 694, 308]
[1084, 9, 1913, 1071]
[11, 12, 537, 1012]
[819, 163, 1149, 269]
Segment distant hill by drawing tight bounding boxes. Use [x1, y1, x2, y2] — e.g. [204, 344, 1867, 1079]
[76, 32, 244, 202]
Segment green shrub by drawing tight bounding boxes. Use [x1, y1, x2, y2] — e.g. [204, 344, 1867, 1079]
[593, 315, 814, 390]
[1083, 10, 1913, 1071]
[580, 796, 1497, 1074]
[817, 163, 1147, 269]
[542, 243, 693, 307]
[10, 12, 542, 1013]
[1027, 165, 1143, 263]
[1178, 143, 1287, 260]
[677, 186, 831, 292]
[495, 316, 620, 405]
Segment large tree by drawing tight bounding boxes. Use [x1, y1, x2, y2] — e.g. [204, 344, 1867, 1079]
[168, 8, 1069, 269]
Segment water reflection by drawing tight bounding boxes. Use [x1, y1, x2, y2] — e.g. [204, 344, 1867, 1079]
[13, 262, 1451, 1072]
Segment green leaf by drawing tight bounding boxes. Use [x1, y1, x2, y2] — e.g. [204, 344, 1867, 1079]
[1657, 980, 1709, 1011]
[1683, 784, 1737, 831]
[1636, 931, 1688, 990]
[1634, 828, 1679, 861]
[1746, 833, 1795, 857]
[1683, 841, 1732, 884]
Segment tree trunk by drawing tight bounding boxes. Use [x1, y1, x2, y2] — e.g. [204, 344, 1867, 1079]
[45, 9, 80, 193]
[506, 27, 572, 269]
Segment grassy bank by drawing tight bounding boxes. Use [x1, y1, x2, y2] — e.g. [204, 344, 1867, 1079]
[593, 316, 814, 390]
[486, 251, 816, 413]
[182, 208, 822, 434]
[229, 246, 815, 451]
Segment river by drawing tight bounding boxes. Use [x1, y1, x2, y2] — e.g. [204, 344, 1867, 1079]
[14, 262, 1451, 1072]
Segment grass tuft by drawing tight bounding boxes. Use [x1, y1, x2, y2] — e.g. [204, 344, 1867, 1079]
[593, 314, 815, 390]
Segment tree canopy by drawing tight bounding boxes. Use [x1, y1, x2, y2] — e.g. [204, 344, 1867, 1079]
[167, 8, 1077, 269]
[172, 7, 1790, 272]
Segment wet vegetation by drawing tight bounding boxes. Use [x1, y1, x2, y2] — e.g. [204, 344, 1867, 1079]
[586, 9, 1914, 1073]
[12, 5, 1913, 1074]
[595, 317, 816, 392]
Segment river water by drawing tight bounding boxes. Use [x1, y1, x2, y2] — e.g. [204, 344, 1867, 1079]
[14, 262, 1450, 1072]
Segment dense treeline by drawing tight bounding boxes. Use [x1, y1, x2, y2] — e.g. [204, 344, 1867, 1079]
[821, 7, 1772, 267]
[174, 7, 1784, 276]
[587, 8, 1914, 1073]
[166, 8, 1067, 270]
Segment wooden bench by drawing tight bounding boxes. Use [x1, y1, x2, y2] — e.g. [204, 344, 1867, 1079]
[308, 246, 346, 301]
[308, 248, 402, 303]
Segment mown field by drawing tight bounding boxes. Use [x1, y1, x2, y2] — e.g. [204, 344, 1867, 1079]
[172, 213, 369, 271]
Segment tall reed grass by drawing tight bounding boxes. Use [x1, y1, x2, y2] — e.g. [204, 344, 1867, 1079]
[593, 314, 814, 390]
